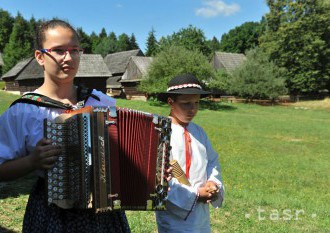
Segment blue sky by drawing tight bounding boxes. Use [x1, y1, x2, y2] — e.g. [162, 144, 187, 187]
[0, 0, 269, 52]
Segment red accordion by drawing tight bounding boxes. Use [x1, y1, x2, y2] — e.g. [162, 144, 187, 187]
[44, 106, 171, 212]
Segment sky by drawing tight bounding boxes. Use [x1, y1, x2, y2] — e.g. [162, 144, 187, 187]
[0, 0, 269, 52]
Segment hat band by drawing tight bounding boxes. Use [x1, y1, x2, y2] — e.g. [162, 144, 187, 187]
[167, 83, 202, 92]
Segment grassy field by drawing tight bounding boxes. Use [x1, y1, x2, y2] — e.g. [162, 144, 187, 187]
[0, 91, 329, 232]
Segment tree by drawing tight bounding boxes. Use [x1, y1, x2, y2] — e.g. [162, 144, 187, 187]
[219, 21, 264, 53]
[3, 13, 33, 73]
[90, 31, 101, 53]
[145, 28, 159, 56]
[139, 45, 215, 94]
[230, 48, 287, 100]
[129, 33, 139, 50]
[99, 28, 107, 39]
[260, 0, 330, 94]
[77, 27, 92, 53]
[207, 36, 221, 54]
[117, 33, 131, 52]
[158, 25, 212, 57]
[0, 9, 14, 52]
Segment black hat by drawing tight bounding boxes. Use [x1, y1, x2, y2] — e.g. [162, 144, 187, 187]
[158, 74, 211, 102]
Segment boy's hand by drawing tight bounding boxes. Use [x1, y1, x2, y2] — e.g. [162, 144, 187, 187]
[198, 181, 220, 203]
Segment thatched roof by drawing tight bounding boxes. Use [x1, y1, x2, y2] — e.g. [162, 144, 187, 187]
[0, 53, 4, 66]
[121, 56, 153, 82]
[76, 54, 111, 77]
[213, 52, 246, 72]
[104, 49, 144, 75]
[1, 57, 33, 80]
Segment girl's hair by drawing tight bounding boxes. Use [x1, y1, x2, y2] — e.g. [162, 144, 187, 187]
[36, 19, 80, 49]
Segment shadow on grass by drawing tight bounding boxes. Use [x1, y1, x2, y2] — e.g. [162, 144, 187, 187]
[0, 173, 37, 199]
[0, 225, 17, 233]
[148, 99, 237, 111]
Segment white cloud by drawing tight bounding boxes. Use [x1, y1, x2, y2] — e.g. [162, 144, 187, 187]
[196, 0, 240, 18]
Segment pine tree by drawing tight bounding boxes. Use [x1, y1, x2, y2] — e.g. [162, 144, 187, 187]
[3, 13, 33, 73]
[145, 28, 158, 56]
[0, 9, 14, 52]
[129, 33, 139, 50]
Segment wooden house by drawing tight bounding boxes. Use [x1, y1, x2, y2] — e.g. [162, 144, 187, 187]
[1, 57, 34, 93]
[211, 52, 246, 73]
[1, 54, 111, 94]
[120, 56, 153, 100]
[104, 49, 144, 97]
[75, 54, 111, 93]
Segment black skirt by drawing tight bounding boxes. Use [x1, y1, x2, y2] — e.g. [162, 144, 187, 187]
[23, 178, 131, 233]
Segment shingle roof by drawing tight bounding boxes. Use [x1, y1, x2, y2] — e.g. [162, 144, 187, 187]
[214, 52, 246, 72]
[1, 57, 33, 80]
[0, 53, 4, 66]
[76, 54, 111, 77]
[5, 54, 111, 81]
[121, 56, 153, 81]
[16, 58, 43, 80]
[106, 75, 122, 88]
[104, 49, 144, 75]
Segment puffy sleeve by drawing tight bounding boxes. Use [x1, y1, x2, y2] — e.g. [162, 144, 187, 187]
[0, 104, 43, 164]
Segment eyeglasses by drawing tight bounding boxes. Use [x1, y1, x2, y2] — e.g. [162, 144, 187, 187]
[40, 47, 83, 58]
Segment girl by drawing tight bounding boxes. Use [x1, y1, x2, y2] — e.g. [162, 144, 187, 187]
[156, 74, 224, 233]
[0, 19, 130, 233]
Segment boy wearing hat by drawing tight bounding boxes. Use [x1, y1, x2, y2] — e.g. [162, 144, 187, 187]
[156, 74, 224, 233]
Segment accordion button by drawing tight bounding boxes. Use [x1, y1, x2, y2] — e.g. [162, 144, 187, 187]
[48, 198, 53, 203]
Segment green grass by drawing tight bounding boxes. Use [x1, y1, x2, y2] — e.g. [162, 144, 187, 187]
[0, 93, 329, 232]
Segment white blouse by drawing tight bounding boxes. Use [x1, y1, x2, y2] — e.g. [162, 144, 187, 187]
[156, 122, 224, 233]
[0, 89, 115, 165]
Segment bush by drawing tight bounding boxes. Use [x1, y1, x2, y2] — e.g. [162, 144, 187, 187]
[230, 48, 288, 100]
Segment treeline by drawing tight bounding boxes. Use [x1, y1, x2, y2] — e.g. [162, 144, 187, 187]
[1, 0, 329, 98]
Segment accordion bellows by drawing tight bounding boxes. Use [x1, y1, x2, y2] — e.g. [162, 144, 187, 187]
[44, 106, 171, 212]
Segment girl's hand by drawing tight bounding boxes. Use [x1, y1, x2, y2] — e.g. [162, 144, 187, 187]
[29, 138, 62, 170]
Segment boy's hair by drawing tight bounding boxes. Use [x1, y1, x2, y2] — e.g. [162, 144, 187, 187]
[36, 19, 80, 50]
[167, 94, 181, 102]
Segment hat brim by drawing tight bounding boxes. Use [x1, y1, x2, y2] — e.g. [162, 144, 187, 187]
[157, 88, 212, 102]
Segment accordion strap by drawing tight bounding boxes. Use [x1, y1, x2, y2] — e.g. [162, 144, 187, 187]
[10, 86, 100, 110]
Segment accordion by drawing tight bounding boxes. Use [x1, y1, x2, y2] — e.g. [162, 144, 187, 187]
[44, 106, 171, 212]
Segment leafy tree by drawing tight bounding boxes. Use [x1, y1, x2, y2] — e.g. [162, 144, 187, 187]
[77, 27, 92, 53]
[230, 48, 287, 100]
[0, 9, 14, 52]
[219, 21, 264, 53]
[117, 33, 131, 52]
[158, 25, 212, 57]
[139, 45, 215, 94]
[207, 69, 231, 95]
[260, 0, 330, 94]
[145, 28, 159, 56]
[3, 13, 33, 73]
[129, 33, 139, 50]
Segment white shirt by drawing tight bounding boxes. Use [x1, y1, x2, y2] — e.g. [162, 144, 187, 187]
[0, 89, 115, 165]
[156, 122, 224, 233]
